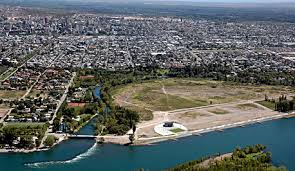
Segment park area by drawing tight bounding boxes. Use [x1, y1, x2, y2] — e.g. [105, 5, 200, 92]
[113, 78, 295, 139]
[114, 78, 294, 120]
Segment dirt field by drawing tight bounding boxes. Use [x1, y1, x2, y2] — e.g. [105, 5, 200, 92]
[135, 101, 280, 139]
[68, 102, 87, 108]
[0, 90, 26, 99]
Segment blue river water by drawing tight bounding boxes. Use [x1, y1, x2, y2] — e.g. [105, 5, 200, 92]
[1, 118, 295, 171]
[93, 86, 101, 100]
[74, 116, 97, 135]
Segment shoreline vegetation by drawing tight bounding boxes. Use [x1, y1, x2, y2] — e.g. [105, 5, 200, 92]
[166, 144, 286, 171]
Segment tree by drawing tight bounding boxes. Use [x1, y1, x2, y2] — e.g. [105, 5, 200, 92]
[44, 135, 57, 147]
[132, 124, 137, 134]
[97, 137, 105, 144]
[129, 134, 135, 144]
[19, 135, 35, 149]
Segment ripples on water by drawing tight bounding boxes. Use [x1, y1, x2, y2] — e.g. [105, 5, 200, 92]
[25, 143, 98, 168]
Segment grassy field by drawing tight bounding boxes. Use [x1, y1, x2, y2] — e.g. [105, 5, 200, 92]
[170, 128, 184, 133]
[5, 122, 45, 127]
[0, 90, 26, 99]
[133, 90, 208, 111]
[256, 100, 276, 111]
[114, 78, 294, 119]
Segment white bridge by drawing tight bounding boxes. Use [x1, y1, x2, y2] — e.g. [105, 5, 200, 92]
[68, 135, 97, 139]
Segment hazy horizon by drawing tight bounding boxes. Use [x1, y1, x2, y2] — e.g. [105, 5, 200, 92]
[62, 0, 295, 3]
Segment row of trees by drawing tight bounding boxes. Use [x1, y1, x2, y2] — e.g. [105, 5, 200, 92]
[275, 95, 295, 112]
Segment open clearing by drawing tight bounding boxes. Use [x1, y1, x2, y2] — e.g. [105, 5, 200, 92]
[208, 108, 229, 115]
[111, 78, 295, 141]
[135, 101, 283, 138]
[0, 90, 26, 100]
[114, 78, 294, 121]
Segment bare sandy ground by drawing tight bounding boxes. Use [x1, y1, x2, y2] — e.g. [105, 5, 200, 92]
[97, 135, 130, 145]
[135, 100, 282, 142]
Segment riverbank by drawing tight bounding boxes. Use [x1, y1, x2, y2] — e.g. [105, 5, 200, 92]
[1, 116, 294, 171]
[0, 112, 291, 153]
[0, 133, 68, 153]
[93, 112, 292, 146]
[132, 112, 290, 145]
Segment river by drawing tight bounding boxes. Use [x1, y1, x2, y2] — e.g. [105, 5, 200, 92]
[1, 118, 295, 171]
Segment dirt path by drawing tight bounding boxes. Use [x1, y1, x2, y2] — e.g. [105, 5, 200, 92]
[40, 72, 76, 147]
[161, 81, 171, 110]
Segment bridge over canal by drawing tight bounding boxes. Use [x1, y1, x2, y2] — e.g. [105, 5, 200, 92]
[68, 135, 97, 139]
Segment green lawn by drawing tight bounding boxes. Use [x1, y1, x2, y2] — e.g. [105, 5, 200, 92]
[170, 128, 184, 133]
[133, 89, 208, 111]
[256, 100, 276, 111]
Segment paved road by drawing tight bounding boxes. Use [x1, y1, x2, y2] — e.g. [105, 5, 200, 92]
[49, 72, 76, 124]
[0, 108, 12, 123]
[40, 72, 76, 147]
